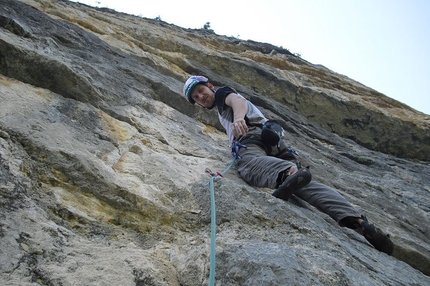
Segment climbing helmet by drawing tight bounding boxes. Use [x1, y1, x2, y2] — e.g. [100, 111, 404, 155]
[183, 75, 208, 104]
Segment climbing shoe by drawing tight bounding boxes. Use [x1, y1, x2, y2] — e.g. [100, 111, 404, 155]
[361, 220, 394, 255]
[272, 167, 312, 200]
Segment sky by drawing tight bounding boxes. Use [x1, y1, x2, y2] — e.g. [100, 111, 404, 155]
[71, 0, 430, 115]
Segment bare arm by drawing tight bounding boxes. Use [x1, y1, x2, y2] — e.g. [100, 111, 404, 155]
[225, 93, 249, 138]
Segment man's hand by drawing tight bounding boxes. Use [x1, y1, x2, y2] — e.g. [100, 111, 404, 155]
[225, 93, 249, 139]
[231, 118, 249, 138]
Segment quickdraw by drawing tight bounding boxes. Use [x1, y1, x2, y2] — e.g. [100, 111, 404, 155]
[205, 168, 223, 177]
[231, 141, 247, 160]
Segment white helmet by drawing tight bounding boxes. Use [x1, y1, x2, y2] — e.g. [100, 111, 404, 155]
[183, 75, 208, 104]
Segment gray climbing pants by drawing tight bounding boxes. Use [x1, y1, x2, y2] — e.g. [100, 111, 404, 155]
[236, 128, 361, 228]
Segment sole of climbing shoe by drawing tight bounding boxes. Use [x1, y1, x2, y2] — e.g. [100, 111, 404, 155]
[362, 221, 394, 255]
[272, 167, 312, 200]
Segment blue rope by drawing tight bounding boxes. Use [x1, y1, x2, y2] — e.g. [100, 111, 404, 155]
[208, 159, 236, 286]
[208, 176, 216, 286]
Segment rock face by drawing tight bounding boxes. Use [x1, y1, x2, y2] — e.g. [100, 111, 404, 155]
[0, 0, 429, 285]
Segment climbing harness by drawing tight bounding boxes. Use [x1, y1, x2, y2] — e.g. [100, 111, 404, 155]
[205, 158, 236, 286]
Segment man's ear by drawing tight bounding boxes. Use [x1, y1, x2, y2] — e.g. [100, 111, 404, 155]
[207, 82, 214, 89]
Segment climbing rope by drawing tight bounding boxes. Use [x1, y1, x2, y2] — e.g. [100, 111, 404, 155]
[205, 158, 236, 286]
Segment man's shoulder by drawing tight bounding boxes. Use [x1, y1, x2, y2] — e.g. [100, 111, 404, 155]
[215, 86, 236, 95]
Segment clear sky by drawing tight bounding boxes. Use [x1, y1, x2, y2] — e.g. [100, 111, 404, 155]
[71, 0, 430, 115]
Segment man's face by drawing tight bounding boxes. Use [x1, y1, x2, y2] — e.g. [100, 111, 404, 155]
[190, 83, 215, 108]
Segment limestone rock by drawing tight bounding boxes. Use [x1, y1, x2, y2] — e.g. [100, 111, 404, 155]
[0, 0, 429, 285]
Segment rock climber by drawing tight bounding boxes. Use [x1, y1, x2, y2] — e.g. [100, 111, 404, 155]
[182, 75, 394, 255]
